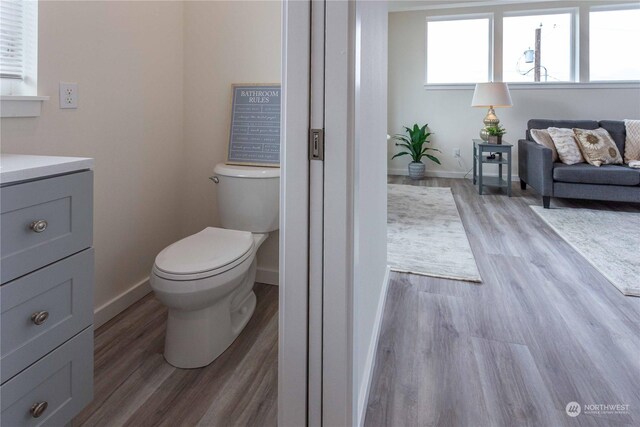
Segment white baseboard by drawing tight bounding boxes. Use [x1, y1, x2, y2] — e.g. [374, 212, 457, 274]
[388, 167, 519, 181]
[257, 266, 279, 286]
[357, 265, 391, 427]
[94, 267, 278, 329]
[94, 277, 152, 329]
[388, 168, 468, 178]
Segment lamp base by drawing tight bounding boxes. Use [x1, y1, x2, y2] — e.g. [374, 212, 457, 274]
[479, 106, 499, 141]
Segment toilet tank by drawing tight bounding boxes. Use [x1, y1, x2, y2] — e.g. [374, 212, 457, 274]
[212, 163, 280, 233]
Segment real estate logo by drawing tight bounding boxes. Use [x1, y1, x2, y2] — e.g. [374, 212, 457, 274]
[566, 402, 581, 417]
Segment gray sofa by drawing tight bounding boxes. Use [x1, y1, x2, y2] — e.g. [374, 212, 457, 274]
[518, 119, 640, 208]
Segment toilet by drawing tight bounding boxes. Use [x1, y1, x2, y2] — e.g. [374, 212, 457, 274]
[150, 163, 279, 369]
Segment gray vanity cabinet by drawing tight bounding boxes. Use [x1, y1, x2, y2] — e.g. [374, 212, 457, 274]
[1, 169, 94, 426]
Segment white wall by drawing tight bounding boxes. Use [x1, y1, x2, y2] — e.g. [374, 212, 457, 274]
[353, 2, 389, 425]
[0, 1, 185, 319]
[1, 1, 282, 325]
[388, 4, 640, 177]
[182, 1, 281, 283]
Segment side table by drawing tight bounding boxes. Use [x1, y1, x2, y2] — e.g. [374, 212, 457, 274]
[472, 139, 512, 196]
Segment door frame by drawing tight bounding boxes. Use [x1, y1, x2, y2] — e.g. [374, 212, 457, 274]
[279, 1, 355, 425]
[279, 1, 310, 425]
[322, 1, 355, 426]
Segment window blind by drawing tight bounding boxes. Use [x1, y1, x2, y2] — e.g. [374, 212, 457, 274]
[0, 0, 24, 80]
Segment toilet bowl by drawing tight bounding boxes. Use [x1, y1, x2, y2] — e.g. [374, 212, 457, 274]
[151, 228, 267, 368]
[150, 163, 279, 369]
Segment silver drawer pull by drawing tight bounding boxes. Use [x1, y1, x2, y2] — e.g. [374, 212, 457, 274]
[30, 401, 48, 418]
[31, 311, 49, 325]
[29, 220, 48, 233]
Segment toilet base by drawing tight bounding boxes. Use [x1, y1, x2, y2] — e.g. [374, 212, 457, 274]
[152, 233, 267, 369]
[163, 290, 256, 369]
[162, 258, 258, 369]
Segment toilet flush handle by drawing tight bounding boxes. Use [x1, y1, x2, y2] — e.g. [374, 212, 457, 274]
[209, 176, 219, 184]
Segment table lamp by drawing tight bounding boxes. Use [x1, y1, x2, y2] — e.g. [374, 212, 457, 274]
[471, 82, 513, 141]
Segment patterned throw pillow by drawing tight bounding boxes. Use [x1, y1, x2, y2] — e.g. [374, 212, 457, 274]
[530, 129, 559, 162]
[547, 127, 584, 165]
[624, 119, 640, 163]
[573, 128, 623, 167]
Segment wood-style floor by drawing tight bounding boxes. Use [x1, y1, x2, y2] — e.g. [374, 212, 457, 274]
[365, 177, 640, 427]
[74, 283, 278, 427]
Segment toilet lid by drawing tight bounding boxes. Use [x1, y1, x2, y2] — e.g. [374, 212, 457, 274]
[154, 227, 254, 276]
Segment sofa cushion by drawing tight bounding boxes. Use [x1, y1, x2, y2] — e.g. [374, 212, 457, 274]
[530, 129, 559, 162]
[599, 120, 626, 154]
[573, 128, 623, 167]
[623, 119, 640, 163]
[527, 119, 598, 140]
[548, 127, 585, 165]
[553, 163, 640, 186]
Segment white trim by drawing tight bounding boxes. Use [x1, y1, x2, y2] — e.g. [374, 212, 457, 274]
[279, 1, 310, 426]
[389, 168, 469, 178]
[424, 13, 493, 85]
[322, 1, 355, 425]
[256, 266, 278, 286]
[424, 82, 640, 90]
[391, 0, 552, 13]
[0, 96, 49, 118]
[589, 3, 640, 13]
[388, 168, 519, 181]
[94, 277, 152, 329]
[0, 95, 49, 101]
[356, 266, 391, 427]
[502, 6, 578, 17]
[425, 11, 494, 21]
[390, 0, 638, 13]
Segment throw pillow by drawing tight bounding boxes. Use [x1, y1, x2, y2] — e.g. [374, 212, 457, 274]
[573, 128, 623, 167]
[530, 129, 559, 162]
[547, 127, 584, 165]
[624, 119, 640, 163]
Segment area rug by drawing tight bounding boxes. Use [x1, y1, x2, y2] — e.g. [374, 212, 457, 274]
[387, 184, 481, 282]
[531, 206, 640, 297]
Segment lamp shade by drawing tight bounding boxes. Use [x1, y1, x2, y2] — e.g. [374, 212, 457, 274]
[471, 82, 513, 107]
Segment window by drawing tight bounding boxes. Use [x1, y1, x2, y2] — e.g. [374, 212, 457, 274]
[423, 4, 640, 87]
[0, 0, 24, 79]
[0, 0, 37, 96]
[590, 8, 640, 81]
[503, 13, 573, 83]
[426, 17, 491, 84]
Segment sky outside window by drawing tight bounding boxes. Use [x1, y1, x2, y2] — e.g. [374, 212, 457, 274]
[590, 8, 640, 81]
[426, 18, 490, 84]
[503, 13, 572, 82]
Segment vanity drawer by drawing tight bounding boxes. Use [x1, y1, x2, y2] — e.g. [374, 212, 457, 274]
[1, 170, 93, 284]
[1, 327, 93, 427]
[1, 249, 94, 383]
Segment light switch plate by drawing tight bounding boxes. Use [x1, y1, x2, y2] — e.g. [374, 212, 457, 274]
[59, 82, 78, 109]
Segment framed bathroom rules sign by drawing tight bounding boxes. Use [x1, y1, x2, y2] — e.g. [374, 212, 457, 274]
[226, 84, 281, 167]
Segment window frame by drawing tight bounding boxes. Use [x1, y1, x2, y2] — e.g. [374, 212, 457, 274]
[422, 2, 640, 90]
[424, 13, 494, 87]
[501, 7, 578, 84]
[587, 3, 640, 83]
[0, 0, 47, 117]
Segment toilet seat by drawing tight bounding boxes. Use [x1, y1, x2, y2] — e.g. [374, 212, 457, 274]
[153, 227, 254, 281]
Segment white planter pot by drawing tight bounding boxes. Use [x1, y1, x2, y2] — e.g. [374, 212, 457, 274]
[408, 162, 425, 180]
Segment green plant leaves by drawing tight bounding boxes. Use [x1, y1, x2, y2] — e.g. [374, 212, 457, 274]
[425, 154, 441, 165]
[391, 123, 441, 164]
[391, 152, 410, 159]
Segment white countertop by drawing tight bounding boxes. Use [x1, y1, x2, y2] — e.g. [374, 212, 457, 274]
[0, 153, 94, 185]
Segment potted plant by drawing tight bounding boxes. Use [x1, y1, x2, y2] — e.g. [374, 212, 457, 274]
[391, 123, 441, 180]
[486, 125, 506, 144]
